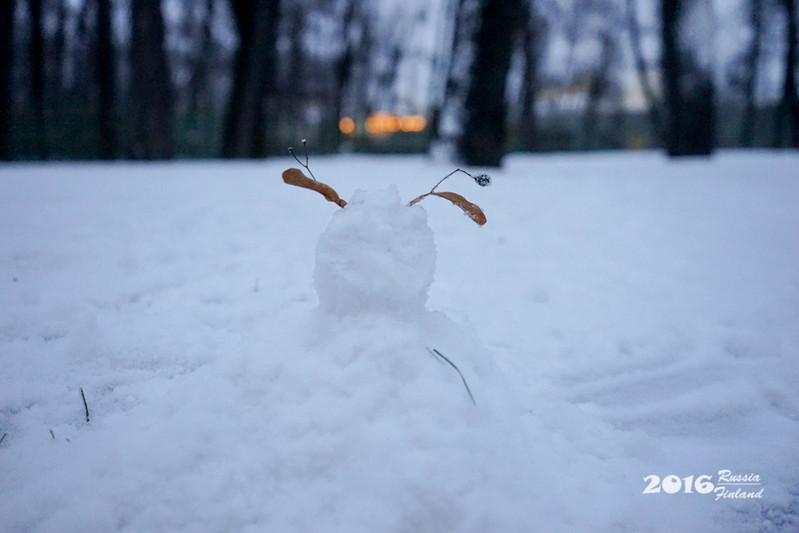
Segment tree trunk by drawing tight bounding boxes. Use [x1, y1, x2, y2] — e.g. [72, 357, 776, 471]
[331, 1, 356, 149]
[97, 0, 117, 159]
[626, 0, 663, 143]
[30, 0, 47, 159]
[187, 0, 214, 116]
[583, 31, 615, 150]
[433, 0, 481, 150]
[0, 0, 14, 159]
[519, 0, 543, 152]
[130, 0, 173, 159]
[775, 0, 799, 147]
[185, 0, 216, 156]
[740, 0, 764, 147]
[428, 0, 461, 145]
[661, 0, 716, 157]
[222, 1, 281, 159]
[458, 0, 523, 166]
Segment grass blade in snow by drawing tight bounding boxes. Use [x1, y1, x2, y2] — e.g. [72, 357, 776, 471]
[428, 347, 476, 406]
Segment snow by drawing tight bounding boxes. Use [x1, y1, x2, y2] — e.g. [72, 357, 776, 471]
[1, 152, 798, 532]
[314, 185, 436, 317]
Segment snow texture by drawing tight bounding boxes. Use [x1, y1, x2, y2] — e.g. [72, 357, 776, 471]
[1, 152, 798, 532]
[314, 185, 435, 317]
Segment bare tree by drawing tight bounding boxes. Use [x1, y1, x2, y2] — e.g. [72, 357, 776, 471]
[49, 1, 67, 111]
[459, 0, 524, 166]
[331, 0, 365, 147]
[0, 0, 13, 159]
[431, 0, 481, 150]
[661, 0, 716, 156]
[775, 0, 799, 147]
[130, 0, 174, 159]
[626, 0, 663, 142]
[186, 0, 215, 115]
[518, 0, 546, 152]
[222, 1, 281, 158]
[97, 0, 117, 159]
[180, 0, 219, 156]
[69, 1, 94, 100]
[30, 0, 48, 158]
[582, 30, 618, 149]
[736, 0, 764, 147]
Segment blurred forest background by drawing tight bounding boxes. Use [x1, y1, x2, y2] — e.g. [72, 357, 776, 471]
[0, 0, 797, 165]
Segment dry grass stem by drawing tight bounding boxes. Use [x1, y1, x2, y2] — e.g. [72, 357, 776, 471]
[81, 387, 90, 423]
[427, 347, 476, 405]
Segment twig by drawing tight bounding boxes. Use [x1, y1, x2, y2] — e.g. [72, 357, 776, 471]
[288, 139, 317, 181]
[427, 168, 462, 194]
[0, 433, 6, 445]
[409, 168, 490, 206]
[427, 347, 476, 405]
[50, 429, 55, 439]
[80, 387, 90, 423]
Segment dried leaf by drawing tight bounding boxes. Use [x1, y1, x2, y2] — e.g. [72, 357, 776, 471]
[430, 191, 487, 226]
[282, 168, 347, 208]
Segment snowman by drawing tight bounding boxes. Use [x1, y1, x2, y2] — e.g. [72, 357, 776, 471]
[282, 150, 501, 409]
[275, 150, 543, 531]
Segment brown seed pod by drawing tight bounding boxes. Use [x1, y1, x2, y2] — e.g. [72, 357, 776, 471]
[282, 168, 347, 208]
[408, 168, 489, 226]
[429, 191, 487, 226]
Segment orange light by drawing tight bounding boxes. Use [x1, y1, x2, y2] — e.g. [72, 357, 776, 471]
[400, 115, 427, 132]
[365, 113, 426, 135]
[366, 113, 397, 134]
[339, 117, 356, 135]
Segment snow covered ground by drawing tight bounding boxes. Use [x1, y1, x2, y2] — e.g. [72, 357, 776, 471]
[1, 151, 798, 532]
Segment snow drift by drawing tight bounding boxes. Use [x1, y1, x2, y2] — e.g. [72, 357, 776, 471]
[1, 152, 797, 532]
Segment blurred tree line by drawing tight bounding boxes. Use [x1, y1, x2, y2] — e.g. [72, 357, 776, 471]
[0, 0, 797, 165]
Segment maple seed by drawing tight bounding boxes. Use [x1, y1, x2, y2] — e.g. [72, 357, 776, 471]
[408, 168, 489, 226]
[429, 191, 487, 225]
[282, 168, 347, 208]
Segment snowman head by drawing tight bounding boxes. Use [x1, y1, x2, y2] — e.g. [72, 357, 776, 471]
[281, 146, 490, 318]
[314, 185, 435, 317]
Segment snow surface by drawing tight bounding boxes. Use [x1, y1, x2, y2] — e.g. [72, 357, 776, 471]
[1, 152, 798, 532]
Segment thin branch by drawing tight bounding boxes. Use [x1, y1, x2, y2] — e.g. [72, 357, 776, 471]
[427, 347, 476, 405]
[428, 168, 462, 194]
[0, 433, 6, 446]
[288, 138, 317, 181]
[409, 168, 490, 206]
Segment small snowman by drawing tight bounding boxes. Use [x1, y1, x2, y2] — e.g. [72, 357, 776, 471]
[274, 147, 545, 529]
[281, 142, 504, 407]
